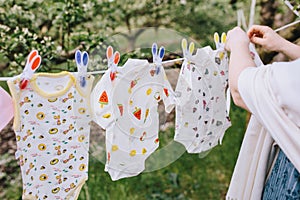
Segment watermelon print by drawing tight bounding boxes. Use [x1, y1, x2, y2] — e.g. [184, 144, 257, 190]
[133, 107, 142, 120]
[118, 104, 124, 116]
[99, 91, 108, 107]
[163, 88, 169, 97]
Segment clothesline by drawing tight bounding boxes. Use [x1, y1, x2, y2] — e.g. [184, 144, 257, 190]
[0, 16, 300, 81]
[89, 57, 184, 75]
[275, 19, 300, 32]
[0, 57, 185, 81]
[249, 0, 257, 28]
[244, 0, 300, 32]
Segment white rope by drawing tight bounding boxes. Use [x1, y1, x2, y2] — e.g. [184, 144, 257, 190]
[284, 0, 300, 17]
[0, 77, 11, 81]
[87, 58, 184, 75]
[275, 19, 300, 32]
[249, 0, 257, 28]
[0, 58, 185, 81]
[157, 57, 184, 65]
[88, 69, 107, 75]
[237, 9, 248, 30]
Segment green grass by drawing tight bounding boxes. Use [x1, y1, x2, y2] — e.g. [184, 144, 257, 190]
[78, 106, 247, 200]
[1, 106, 247, 200]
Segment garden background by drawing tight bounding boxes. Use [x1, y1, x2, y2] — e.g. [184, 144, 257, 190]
[0, 0, 299, 199]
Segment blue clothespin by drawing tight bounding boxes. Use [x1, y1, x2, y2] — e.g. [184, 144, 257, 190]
[152, 43, 165, 75]
[75, 50, 89, 87]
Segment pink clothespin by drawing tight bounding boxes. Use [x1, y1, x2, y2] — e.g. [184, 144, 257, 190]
[19, 50, 41, 89]
[106, 46, 120, 81]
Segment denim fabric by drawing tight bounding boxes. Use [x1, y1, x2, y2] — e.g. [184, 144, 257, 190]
[262, 149, 300, 200]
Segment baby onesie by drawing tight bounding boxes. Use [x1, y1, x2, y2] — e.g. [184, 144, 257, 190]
[174, 44, 231, 153]
[92, 58, 176, 181]
[0, 86, 14, 131]
[8, 52, 94, 200]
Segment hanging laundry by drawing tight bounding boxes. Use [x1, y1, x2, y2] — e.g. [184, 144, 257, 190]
[7, 50, 94, 200]
[0, 86, 14, 131]
[91, 45, 176, 181]
[174, 35, 231, 154]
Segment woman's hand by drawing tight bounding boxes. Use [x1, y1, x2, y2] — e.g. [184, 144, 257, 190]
[248, 25, 300, 60]
[247, 25, 286, 52]
[225, 27, 250, 52]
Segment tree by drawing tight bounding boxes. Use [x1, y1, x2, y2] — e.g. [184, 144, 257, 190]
[0, 0, 109, 76]
[1, 0, 295, 78]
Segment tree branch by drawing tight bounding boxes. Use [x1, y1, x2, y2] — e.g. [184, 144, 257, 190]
[0, 63, 9, 72]
[49, 44, 85, 65]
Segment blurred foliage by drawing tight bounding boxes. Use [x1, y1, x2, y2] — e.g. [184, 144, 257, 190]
[0, 0, 253, 77]
[0, 0, 295, 78]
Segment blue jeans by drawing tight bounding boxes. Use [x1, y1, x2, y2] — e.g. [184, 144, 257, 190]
[262, 149, 300, 200]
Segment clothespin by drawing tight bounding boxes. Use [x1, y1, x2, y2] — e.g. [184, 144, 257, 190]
[179, 39, 194, 93]
[75, 50, 89, 87]
[213, 32, 227, 64]
[106, 46, 120, 81]
[214, 32, 226, 51]
[19, 50, 41, 89]
[214, 32, 231, 116]
[181, 39, 194, 76]
[151, 43, 165, 75]
[181, 38, 194, 63]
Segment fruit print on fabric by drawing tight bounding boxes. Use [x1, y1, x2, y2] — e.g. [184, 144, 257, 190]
[8, 51, 94, 200]
[92, 45, 176, 181]
[133, 107, 142, 120]
[99, 91, 109, 108]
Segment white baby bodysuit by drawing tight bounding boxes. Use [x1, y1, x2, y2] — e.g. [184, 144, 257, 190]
[174, 46, 231, 153]
[8, 58, 94, 199]
[92, 58, 176, 181]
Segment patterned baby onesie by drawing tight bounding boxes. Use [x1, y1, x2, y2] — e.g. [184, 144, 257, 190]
[8, 51, 94, 200]
[92, 58, 176, 181]
[0, 86, 14, 131]
[174, 41, 231, 153]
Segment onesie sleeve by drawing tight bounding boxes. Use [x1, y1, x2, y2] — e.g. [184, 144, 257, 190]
[7, 77, 22, 131]
[0, 86, 14, 131]
[91, 72, 115, 129]
[161, 69, 176, 113]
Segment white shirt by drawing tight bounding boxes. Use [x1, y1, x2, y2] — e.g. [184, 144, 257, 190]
[227, 59, 300, 199]
[270, 59, 300, 127]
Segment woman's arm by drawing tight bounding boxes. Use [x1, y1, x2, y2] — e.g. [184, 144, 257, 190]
[248, 25, 300, 60]
[225, 27, 256, 111]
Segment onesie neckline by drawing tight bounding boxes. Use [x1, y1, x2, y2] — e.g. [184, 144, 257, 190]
[30, 71, 75, 98]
